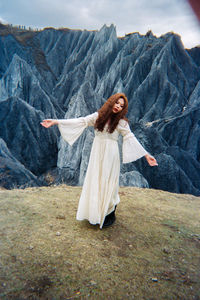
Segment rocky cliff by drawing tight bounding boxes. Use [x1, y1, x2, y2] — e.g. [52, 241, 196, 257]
[0, 23, 200, 195]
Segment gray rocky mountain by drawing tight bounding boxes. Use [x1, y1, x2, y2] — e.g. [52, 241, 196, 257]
[0, 23, 200, 195]
[0, 138, 42, 189]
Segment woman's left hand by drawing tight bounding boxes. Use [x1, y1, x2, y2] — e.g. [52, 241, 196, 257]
[145, 154, 158, 167]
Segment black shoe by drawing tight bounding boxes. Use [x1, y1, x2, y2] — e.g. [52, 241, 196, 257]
[103, 210, 116, 228]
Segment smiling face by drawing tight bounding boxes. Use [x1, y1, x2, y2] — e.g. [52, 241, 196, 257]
[112, 98, 125, 114]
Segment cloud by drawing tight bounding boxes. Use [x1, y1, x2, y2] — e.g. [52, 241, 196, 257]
[0, 16, 6, 24]
[0, 0, 199, 48]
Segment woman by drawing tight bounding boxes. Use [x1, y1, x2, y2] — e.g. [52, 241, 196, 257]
[41, 93, 158, 229]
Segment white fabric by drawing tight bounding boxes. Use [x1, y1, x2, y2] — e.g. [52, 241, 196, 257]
[58, 112, 98, 146]
[57, 112, 148, 228]
[118, 119, 148, 163]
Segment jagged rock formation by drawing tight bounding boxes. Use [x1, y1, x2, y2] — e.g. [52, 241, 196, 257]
[0, 138, 41, 189]
[0, 23, 200, 195]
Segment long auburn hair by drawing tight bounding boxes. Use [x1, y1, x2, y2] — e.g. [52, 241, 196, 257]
[94, 93, 128, 133]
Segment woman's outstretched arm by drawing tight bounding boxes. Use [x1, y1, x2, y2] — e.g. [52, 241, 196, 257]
[40, 112, 98, 146]
[118, 120, 158, 166]
[40, 119, 58, 128]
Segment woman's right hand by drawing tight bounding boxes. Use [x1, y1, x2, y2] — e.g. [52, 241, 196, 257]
[40, 119, 58, 128]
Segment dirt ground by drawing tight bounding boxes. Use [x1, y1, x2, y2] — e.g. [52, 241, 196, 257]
[0, 185, 200, 299]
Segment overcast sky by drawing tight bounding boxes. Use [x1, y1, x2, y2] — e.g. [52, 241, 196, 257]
[0, 0, 199, 49]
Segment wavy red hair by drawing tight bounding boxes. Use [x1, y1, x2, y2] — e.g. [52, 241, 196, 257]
[94, 93, 128, 133]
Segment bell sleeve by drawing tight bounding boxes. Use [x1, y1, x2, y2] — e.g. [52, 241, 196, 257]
[57, 112, 98, 146]
[118, 120, 148, 164]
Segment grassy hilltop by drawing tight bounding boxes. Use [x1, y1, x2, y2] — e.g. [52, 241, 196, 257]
[0, 186, 200, 299]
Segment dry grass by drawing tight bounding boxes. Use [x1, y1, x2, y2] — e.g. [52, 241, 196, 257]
[0, 23, 37, 43]
[0, 186, 200, 299]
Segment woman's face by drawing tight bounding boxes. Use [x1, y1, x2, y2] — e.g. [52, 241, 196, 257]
[112, 98, 125, 114]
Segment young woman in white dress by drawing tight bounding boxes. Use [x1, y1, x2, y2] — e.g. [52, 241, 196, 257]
[41, 93, 158, 229]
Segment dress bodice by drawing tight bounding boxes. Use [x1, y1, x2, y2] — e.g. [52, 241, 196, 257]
[94, 124, 119, 141]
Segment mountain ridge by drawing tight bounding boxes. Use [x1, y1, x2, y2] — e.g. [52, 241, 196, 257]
[0, 23, 200, 195]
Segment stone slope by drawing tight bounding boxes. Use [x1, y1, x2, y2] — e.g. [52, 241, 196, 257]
[0, 23, 200, 195]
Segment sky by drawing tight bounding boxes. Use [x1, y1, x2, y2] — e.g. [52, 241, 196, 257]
[0, 0, 199, 49]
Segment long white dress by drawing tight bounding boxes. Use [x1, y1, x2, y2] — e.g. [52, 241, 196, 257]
[57, 112, 148, 228]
